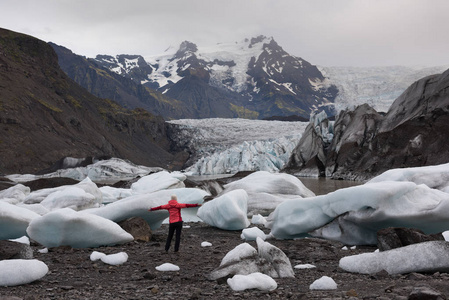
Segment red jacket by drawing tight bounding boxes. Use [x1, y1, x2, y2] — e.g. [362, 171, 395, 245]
[149, 199, 200, 223]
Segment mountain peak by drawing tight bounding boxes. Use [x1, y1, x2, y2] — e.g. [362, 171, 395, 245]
[248, 35, 273, 48]
[175, 41, 198, 58]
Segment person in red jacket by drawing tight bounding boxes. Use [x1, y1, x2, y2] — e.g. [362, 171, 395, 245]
[149, 195, 201, 252]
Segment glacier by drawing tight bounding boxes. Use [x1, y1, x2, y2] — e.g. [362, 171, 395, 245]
[320, 65, 449, 113]
[168, 118, 308, 175]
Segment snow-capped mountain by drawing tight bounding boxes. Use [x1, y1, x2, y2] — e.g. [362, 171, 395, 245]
[94, 54, 155, 88]
[94, 36, 338, 119]
[91, 36, 447, 120]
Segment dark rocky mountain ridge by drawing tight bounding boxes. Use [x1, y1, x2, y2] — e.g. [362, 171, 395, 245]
[50, 43, 192, 120]
[0, 28, 187, 174]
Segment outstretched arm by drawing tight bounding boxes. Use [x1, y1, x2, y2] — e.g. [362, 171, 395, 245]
[149, 205, 164, 211]
[180, 203, 202, 208]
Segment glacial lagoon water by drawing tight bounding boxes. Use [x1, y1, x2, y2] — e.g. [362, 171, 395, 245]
[298, 177, 363, 196]
[188, 174, 363, 196]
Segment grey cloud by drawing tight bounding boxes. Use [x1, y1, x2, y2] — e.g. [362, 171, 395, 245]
[2, 0, 449, 67]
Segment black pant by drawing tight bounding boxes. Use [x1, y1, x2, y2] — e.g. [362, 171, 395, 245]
[165, 221, 183, 252]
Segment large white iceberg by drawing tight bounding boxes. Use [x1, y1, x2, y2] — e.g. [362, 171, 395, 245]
[130, 171, 186, 194]
[87, 188, 207, 229]
[99, 186, 132, 204]
[6, 157, 161, 183]
[339, 241, 449, 275]
[0, 202, 40, 240]
[267, 181, 449, 244]
[23, 177, 102, 209]
[198, 189, 250, 230]
[221, 171, 315, 216]
[0, 184, 30, 204]
[39, 186, 97, 211]
[368, 163, 449, 192]
[0, 259, 48, 286]
[26, 208, 134, 248]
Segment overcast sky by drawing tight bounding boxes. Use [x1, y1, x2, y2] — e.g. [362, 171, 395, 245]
[2, 0, 448, 67]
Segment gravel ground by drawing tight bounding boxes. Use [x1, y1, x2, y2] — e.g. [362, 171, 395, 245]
[1, 222, 449, 299]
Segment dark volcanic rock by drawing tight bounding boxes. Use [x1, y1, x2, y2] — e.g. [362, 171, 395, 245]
[0, 240, 33, 260]
[408, 286, 446, 300]
[284, 112, 336, 177]
[22, 177, 80, 191]
[0, 177, 15, 191]
[377, 227, 444, 251]
[118, 217, 152, 242]
[284, 68, 449, 180]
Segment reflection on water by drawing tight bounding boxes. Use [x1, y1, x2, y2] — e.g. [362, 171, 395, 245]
[298, 177, 363, 196]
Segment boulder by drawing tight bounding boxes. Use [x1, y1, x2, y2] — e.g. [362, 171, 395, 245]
[118, 217, 152, 242]
[408, 286, 446, 300]
[0, 240, 33, 260]
[377, 227, 444, 251]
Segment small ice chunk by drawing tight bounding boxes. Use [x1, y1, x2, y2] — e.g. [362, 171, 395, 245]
[201, 241, 212, 247]
[156, 263, 180, 272]
[309, 276, 337, 290]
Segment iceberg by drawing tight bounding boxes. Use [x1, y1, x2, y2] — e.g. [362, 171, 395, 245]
[6, 157, 161, 183]
[0, 202, 40, 240]
[130, 170, 186, 194]
[267, 181, 449, 244]
[87, 188, 207, 229]
[26, 208, 134, 248]
[339, 241, 449, 275]
[198, 189, 250, 230]
[24, 177, 102, 207]
[227, 272, 277, 291]
[0, 184, 30, 204]
[0, 259, 48, 286]
[368, 163, 449, 192]
[222, 171, 315, 216]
